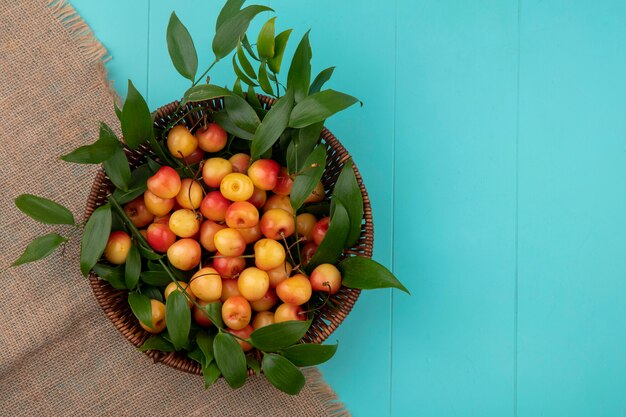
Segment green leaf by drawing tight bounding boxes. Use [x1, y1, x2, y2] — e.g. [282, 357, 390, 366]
[216, 0, 245, 30]
[15, 194, 74, 225]
[140, 271, 170, 287]
[286, 122, 323, 174]
[290, 145, 326, 211]
[112, 186, 145, 205]
[250, 88, 294, 160]
[249, 320, 311, 352]
[137, 244, 163, 261]
[166, 12, 198, 82]
[124, 244, 141, 289]
[224, 94, 261, 134]
[60, 122, 119, 164]
[257, 17, 276, 59]
[80, 204, 112, 277]
[202, 359, 222, 389]
[305, 200, 349, 272]
[237, 43, 257, 79]
[268, 29, 292, 74]
[188, 347, 203, 363]
[12, 233, 67, 267]
[246, 356, 260, 374]
[212, 112, 254, 140]
[93, 263, 126, 290]
[262, 353, 305, 395]
[247, 85, 262, 109]
[309, 66, 335, 94]
[232, 54, 258, 87]
[165, 290, 191, 350]
[121, 80, 153, 149]
[114, 101, 122, 122]
[103, 145, 131, 191]
[128, 291, 153, 329]
[213, 332, 247, 388]
[332, 160, 363, 248]
[204, 301, 225, 329]
[140, 284, 163, 302]
[241, 35, 259, 61]
[181, 84, 233, 105]
[212, 5, 273, 60]
[138, 335, 175, 352]
[338, 257, 410, 294]
[257, 61, 274, 96]
[280, 342, 338, 366]
[196, 331, 215, 362]
[289, 90, 360, 128]
[233, 78, 244, 96]
[287, 31, 312, 103]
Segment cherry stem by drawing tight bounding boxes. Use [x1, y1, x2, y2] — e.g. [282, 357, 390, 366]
[280, 232, 302, 275]
[291, 163, 320, 179]
[298, 282, 332, 315]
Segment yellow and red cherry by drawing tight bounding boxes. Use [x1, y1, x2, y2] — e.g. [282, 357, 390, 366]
[247, 159, 280, 190]
[167, 125, 198, 158]
[254, 238, 286, 271]
[202, 157, 233, 188]
[276, 274, 312, 305]
[220, 173, 254, 201]
[166, 239, 201, 270]
[147, 166, 182, 199]
[312, 216, 330, 245]
[104, 231, 131, 264]
[260, 208, 295, 240]
[196, 123, 227, 153]
[200, 190, 231, 222]
[146, 223, 176, 253]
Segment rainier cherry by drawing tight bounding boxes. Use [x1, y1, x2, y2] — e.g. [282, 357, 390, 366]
[176, 178, 203, 209]
[147, 166, 182, 199]
[167, 125, 198, 158]
[254, 238, 286, 271]
[140, 299, 167, 333]
[250, 288, 278, 312]
[296, 213, 317, 242]
[167, 239, 201, 270]
[229, 153, 250, 173]
[193, 299, 213, 327]
[300, 242, 318, 266]
[225, 201, 259, 229]
[202, 157, 233, 188]
[164, 281, 196, 307]
[168, 209, 200, 238]
[260, 208, 295, 240]
[276, 274, 313, 305]
[200, 190, 231, 222]
[312, 216, 330, 245]
[221, 278, 242, 302]
[227, 325, 254, 351]
[182, 147, 205, 165]
[263, 194, 294, 215]
[220, 173, 254, 201]
[238, 223, 262, 244]
[247, 187, 267, 209]
[124, 197, 154, 228]
[146, 223, 176, 253]
[195, 123, 227, 152]
[213, 252, 246, 278]
[274, 303, 305, 323]
[247, 159, 280, 190]
[272, 167, 293, 196]
[237, 267, 270, 302]
[267, 262, 292, 287]
[144, 190, 175, 217]
[304, 181, 325, 203]
[222, 295, 252, 330]
[189, 267, 223, 302]
[199, 220, 226, 252]
[310, 263, 342, 294]
[252, 311, 275, 329]
[213, 228, 246, 257]
[104, 231, 131, 264]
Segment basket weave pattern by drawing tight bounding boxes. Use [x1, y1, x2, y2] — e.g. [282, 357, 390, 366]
[86, 95, 373, 375]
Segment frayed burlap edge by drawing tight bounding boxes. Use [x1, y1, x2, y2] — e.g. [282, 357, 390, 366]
[41, 2, 351, 415]
[46, 0, 122, 109]
[303, 368, 351, 417]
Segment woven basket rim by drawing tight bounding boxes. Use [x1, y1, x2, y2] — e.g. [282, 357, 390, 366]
[86, 94, 374, 376]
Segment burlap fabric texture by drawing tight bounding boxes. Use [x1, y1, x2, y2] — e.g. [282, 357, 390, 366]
[0, 1, 349, 415]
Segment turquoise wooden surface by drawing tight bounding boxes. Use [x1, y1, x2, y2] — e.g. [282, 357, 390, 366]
[70, 0, 626, 415]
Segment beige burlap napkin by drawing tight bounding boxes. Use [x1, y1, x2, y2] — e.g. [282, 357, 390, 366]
[0, 1, 348, 415]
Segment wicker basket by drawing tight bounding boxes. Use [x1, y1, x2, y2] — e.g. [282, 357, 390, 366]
[86, 95, 373, 376]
